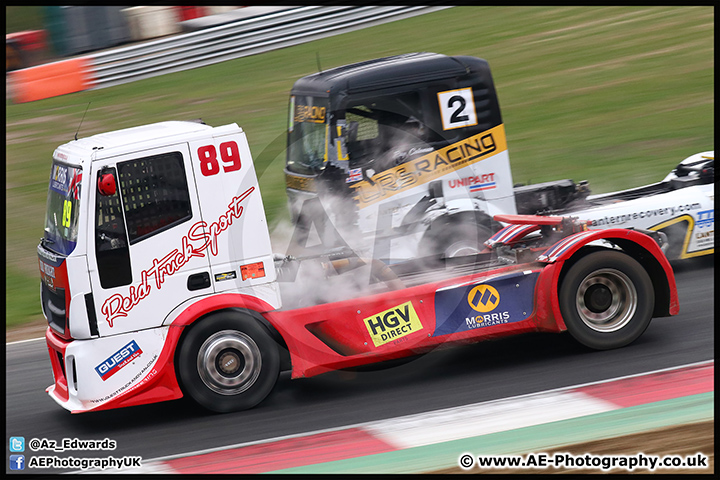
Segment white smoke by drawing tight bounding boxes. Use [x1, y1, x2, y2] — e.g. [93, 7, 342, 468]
[263, 123, 482, 310]
[269, 190, 398, 309]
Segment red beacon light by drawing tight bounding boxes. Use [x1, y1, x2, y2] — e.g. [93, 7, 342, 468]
[98, 172, 116, 196]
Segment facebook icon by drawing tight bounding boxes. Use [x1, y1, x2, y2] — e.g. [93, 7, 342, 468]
[9, 454, 25, 470]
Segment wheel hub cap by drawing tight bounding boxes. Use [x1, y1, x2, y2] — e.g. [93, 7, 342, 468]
[576, 268, 637, 332]
[197, 330, 261, 395]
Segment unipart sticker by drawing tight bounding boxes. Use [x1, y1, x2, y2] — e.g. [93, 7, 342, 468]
[95, 340, 143, 381]
[363, 301, 423, 347]
[101, 186, 255, 328]
[448, 173, 496, 192]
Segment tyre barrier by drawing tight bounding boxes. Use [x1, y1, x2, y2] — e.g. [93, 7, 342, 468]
[8, 57, 95, 103]
[7, 6, 450, 103]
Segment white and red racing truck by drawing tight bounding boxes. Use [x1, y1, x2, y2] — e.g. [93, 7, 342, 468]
[40, 121, 678, 414]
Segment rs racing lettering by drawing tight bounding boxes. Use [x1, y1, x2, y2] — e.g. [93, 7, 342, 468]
[363, 301, 423, 347]
[352, 125, 508, 208]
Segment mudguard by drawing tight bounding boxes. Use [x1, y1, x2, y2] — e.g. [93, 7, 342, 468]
[532, 228, 678, 333]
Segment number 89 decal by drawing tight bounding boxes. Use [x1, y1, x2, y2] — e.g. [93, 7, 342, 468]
[437, 87, 478, 131]
[197, 141, 242, 176]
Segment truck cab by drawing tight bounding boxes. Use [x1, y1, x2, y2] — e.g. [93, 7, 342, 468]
[39, 121, 279, 412]
[285, 53, 586, 262]
[284, 52, 712, 262]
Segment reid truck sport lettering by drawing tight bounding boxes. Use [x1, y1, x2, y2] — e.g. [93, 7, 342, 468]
[363, 301, 423, 347]
[101, 186, 255, 327]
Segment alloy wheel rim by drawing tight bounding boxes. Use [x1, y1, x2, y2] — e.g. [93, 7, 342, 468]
[197, 330, 262, 395]
[575, 268, 637, 332]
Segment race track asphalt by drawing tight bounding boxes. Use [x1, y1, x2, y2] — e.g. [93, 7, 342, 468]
[5, 258, 713, 474]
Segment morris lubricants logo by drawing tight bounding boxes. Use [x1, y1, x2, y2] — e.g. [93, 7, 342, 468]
[467, 285, 500, 312]
[465, 284, 509, 329]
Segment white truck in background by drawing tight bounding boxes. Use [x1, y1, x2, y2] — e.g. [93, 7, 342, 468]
[283, 52, 714, 261]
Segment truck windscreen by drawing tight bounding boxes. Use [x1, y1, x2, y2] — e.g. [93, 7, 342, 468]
[287, 95, 329, 175]
[43, 161, 82, 256]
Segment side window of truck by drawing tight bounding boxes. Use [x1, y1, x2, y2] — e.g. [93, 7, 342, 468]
[117, 152, 192, 244]
[345, 92, 442, 172]
[95, 167, 132, 288]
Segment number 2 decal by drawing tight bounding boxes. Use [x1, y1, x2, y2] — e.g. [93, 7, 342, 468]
[448, 96, 469, 123]
[197, 141, 242, 177]
[437, 88, 478, 130]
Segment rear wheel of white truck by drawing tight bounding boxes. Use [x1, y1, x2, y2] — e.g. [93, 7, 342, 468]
[559, 250, 654, 350]
[178, 313, 280, 413]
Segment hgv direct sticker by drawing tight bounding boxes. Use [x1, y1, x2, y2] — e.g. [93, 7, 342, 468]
[363, 301, 423, 347]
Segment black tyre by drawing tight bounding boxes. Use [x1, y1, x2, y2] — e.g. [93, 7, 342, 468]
[420, 222, 493, 258]
[559, 250, 654, 350]
[177, 312, 280, 413]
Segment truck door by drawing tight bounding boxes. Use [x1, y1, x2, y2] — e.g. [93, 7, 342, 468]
[88, 144, 211, 336]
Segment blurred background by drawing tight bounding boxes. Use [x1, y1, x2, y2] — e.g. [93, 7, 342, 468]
[5, 5, 713, 335]
[6, 6, 249, 71]
[4, 6, 714, 473]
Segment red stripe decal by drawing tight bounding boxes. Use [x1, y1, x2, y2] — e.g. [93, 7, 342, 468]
[574, 364, 713, 408]
[165, 427, 397, 474]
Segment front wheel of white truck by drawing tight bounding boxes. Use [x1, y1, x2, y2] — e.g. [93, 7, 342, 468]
[177, 312, 280, 413]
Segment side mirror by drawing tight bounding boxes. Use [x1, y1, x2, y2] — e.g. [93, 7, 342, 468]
[98, 173, 117, 196]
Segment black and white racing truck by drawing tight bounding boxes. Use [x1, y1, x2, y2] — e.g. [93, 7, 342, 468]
[283, 52, 713, 262]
